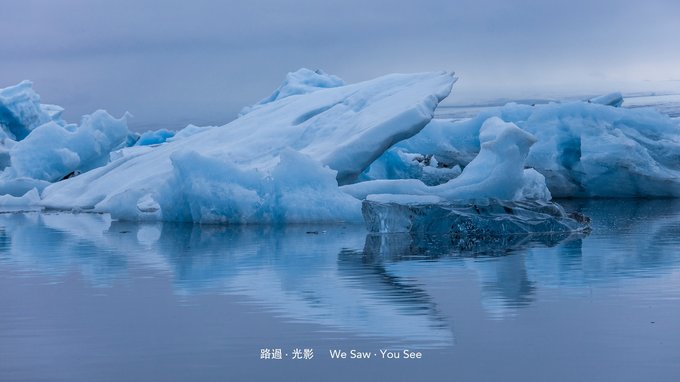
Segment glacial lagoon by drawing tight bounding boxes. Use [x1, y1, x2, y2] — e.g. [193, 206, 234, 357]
[1, 199, 679, 381]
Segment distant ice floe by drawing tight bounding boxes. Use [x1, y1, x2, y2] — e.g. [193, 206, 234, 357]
[1, 69, 679, 230]
[365, 95, 680, 197]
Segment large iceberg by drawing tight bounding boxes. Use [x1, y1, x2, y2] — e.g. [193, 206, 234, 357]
[2, 69, 678, 229]
[365, 98, 680, 197]
[41, 70, 457, 223]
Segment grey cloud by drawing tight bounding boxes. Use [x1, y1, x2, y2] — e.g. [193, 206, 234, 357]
[1, 0, 679, 130]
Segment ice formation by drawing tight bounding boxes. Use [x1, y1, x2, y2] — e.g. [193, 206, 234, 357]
[9, 111, 128, 182]
[365, 99, 680, 197]
[0, 188, 42, 211]
[1, 69, 678, 228]
[135, 128, 175, 146]
[588, 92, 624, 107]
[0, 81, 131, 198]
[345, 117, 585, 236]
[0, 80, 62, 141]
[133, 124, 214, 146]
[0, 110, 129, 197]
[343, 117, 551, 202]
[40, 70, 457, 223]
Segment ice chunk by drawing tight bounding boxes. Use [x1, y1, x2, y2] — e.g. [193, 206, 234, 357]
[0, 188, 43, 211]
[588, 92, 624, 107]
[7, 110, 129, 182]
[135, 128, 175, 146]
[0, 81, 54, 140]
[0, 177, 51, 197]
[521, 102, 680, 197]
[383, 99, 680, 197]
[362, 198, 590, 236]
[239, 68, 346, 116]
[0, 139, 14, 171]
[0, 81, 133, 198]
[123, 131, 141, 147]
[42, 70, 456, 222]
[342, 117, 551, 202]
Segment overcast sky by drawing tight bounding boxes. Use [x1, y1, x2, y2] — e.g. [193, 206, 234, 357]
[2, 0, 680, 130]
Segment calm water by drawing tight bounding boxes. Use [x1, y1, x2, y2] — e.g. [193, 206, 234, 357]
[1, 200, 679, 381]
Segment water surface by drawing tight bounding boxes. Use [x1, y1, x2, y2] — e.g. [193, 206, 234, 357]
[1, 200, 679, 381]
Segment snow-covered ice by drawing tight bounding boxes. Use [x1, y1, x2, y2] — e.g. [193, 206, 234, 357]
[40, 69, 457, 223]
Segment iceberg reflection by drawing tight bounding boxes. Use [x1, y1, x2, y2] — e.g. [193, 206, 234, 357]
[1, 200, 680, 345]
[0, 214, 454, 347]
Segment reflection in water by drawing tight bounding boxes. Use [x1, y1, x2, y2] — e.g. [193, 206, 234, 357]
[0, 214, 454, 347]
[2, 200, 680, 345]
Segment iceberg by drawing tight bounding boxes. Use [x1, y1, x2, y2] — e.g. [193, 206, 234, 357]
[0, 80, 60, 141]
[8, 111, 129, 182]
[135, 128, 175, 146]
[136, 124, 214, 147]
[41, 69, 457, 223]
[0, 188, 42, 211]
[0, 81, 131, 197]
[342, 117, 552, 202]
[5, 69, 677, 229]
[342, 117, 583, 237]
[366, 97, 680, 197]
